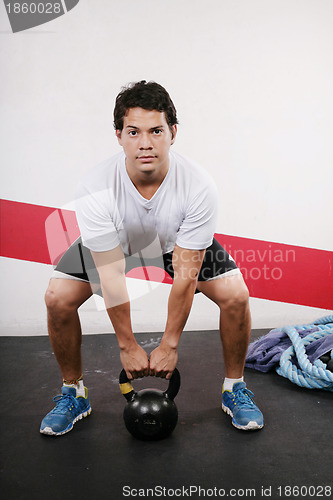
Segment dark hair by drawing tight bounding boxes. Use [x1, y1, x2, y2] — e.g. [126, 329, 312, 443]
[113, 80, 178, 132]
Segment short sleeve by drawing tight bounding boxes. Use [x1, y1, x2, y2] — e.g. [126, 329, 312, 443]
[75, 181, 120, 252]
[175, 180, 218, 250]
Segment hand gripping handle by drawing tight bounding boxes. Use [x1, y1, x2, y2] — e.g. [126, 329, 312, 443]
[119, 368, 181, 402]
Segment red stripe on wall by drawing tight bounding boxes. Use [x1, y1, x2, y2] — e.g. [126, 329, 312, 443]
[0, 199, 80, 265]
[214, 234, 332, 311]
[1, 199, 332, 309]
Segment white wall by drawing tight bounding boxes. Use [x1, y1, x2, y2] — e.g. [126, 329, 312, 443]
[1, 0, 332, 335]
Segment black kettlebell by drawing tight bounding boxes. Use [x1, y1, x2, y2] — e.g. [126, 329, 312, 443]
[119, 368, 181, 441]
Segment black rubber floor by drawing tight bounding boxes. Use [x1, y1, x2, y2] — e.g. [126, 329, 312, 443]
[1, 329, 332, 500]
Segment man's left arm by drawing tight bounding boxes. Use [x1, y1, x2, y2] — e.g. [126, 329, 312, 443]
[149, 244, 205, 379]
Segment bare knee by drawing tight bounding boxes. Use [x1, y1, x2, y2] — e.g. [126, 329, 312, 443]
[44, 278, 87, 314]
[45, 278, 93, 313]
[219, 281, 249, 315]
[44, 287, 77, 315]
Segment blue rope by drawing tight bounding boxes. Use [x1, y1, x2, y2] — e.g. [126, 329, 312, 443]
[276, 315, 333, 391]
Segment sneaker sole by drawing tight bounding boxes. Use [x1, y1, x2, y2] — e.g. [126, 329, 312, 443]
[222, 403, 264, 431]
[40, 406, 92, 436]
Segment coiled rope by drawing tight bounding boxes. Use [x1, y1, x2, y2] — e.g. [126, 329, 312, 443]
[276, 315, 333, 391]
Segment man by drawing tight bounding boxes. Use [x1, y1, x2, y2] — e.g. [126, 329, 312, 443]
[40, 81, 263, 436]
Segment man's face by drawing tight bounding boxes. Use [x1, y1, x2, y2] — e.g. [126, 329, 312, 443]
[116, 107, 177, 179]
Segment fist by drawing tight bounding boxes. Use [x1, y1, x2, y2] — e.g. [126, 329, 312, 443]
[120, 343, 149, 380]
[149, 344, 178, 379]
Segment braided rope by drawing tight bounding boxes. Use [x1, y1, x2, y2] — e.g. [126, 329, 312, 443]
[276, 316, 333, 391]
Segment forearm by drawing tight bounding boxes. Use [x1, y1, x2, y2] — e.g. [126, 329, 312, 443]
[106, 301, 136, 349]
[162, 278, 197, 348]
[100, 276, 136, 350]
[147, 245, 205, 378]
[91, 247, 149, 378]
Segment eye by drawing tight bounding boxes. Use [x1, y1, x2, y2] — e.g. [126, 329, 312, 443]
[153, 129, 163, 135]
[129, 130, 137, 136]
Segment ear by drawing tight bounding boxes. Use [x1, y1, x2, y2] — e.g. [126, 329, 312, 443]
[116, 129, 123, 146]
[170, 125, 177, 145]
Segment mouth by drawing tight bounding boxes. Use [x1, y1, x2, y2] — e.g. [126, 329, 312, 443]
[137, 155, 156, 162]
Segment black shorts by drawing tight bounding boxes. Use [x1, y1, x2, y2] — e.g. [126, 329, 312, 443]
[53, 237, 240, 296]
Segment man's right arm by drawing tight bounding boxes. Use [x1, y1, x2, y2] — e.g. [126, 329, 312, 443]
[90, 246, 149, 379]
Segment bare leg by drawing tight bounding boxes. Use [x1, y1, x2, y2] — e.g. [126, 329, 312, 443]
[196, 273, 251, 378]
[44, 278, 97, 381]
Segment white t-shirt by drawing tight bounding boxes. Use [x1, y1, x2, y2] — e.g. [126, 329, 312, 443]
[75, 150, 218, 257]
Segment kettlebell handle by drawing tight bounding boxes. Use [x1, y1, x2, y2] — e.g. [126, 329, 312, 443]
[119, 368, 181, 402]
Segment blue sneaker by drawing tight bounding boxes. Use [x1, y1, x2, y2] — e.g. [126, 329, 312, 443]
[40, 386, 92, 436]
[222, 382, 264, 430]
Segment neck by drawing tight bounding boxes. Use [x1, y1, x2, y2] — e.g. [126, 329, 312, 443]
[125, 159, 169, 200]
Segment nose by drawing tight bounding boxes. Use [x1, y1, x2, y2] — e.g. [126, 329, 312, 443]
[139, 133, 153, 150]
